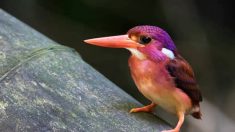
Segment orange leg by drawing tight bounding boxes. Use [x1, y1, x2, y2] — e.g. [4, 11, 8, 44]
[162, 112, 185, 132]
[130, 102, 156, 113]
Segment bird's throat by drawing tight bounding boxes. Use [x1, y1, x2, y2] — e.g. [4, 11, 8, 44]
[126, 48, 146, 60]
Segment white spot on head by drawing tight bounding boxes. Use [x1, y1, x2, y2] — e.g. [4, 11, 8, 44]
[161, 48, 175, 59]
[130, 35, 138, 41]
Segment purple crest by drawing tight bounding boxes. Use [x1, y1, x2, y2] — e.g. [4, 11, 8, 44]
[127, 25, 176, 51]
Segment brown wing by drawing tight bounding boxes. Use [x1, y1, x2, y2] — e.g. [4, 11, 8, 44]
[166, 55, 202, 106]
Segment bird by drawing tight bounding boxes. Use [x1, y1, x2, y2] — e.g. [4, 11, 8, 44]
[84, 25, 202, 132]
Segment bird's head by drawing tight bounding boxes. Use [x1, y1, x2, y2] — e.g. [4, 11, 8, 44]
[84, 25, 176, 59]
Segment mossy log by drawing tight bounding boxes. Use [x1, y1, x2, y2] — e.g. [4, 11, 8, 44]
[0, 9, 170, 132]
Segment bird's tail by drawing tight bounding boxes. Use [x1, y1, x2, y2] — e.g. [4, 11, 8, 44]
[191, 105, 202, 119]
[191, 111, 202, 119]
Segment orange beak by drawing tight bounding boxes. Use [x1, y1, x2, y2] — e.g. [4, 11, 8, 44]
[84, 35, 143, 48]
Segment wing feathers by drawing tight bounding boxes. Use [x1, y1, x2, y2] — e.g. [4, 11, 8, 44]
[166, 55, 202, 106]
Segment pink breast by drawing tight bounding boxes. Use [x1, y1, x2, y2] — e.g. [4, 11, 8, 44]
[128, 55, 174, 100]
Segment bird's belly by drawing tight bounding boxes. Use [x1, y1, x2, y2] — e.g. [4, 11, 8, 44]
[137, 79, 185, 113]
[136, 77, 177, 112]
[129, 56, 192, 113]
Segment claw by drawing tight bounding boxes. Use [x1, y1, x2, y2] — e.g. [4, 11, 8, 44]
[129, 103, 156, 113]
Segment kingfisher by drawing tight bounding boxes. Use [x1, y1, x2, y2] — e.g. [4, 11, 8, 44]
[84, 25, 202, 132]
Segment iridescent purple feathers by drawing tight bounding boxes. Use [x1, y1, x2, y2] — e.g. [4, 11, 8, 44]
[128, 25, 176, 51]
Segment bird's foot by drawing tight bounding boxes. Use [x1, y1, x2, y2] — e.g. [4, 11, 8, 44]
[129, 103, 156, 113]
[130, 107, 152, 113]
[161, 129, 179, 132]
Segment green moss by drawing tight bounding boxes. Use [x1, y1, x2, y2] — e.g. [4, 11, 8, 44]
[0, 101, 8, 110]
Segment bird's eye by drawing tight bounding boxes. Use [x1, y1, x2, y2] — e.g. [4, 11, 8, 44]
[139, 36, 152, 44]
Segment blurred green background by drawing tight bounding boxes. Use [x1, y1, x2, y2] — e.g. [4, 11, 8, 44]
[1, 0, 235, 131]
